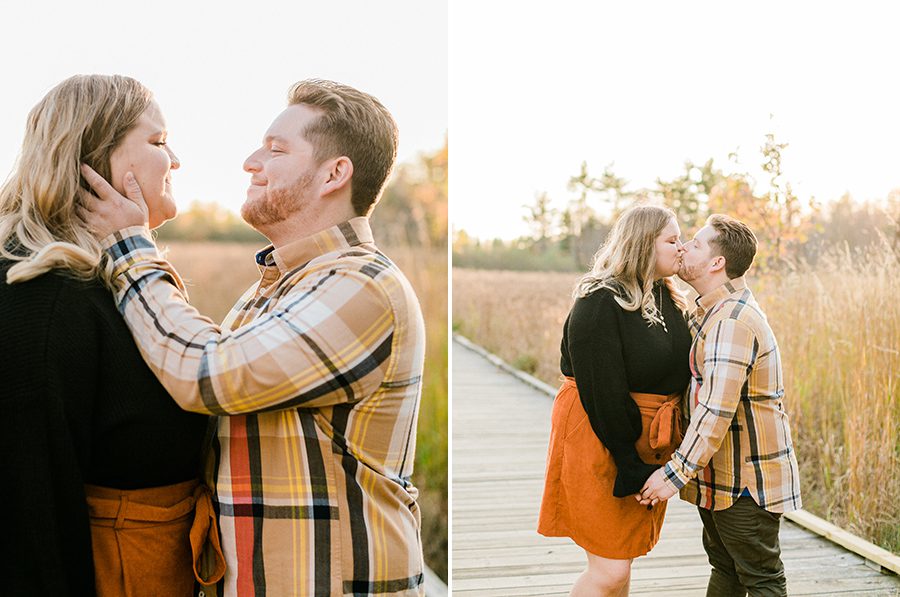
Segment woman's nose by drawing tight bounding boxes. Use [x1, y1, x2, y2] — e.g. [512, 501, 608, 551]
[167, 147, 181, 170]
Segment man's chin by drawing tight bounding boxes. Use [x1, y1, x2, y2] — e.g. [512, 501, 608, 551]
[240, 197, 264, 226]
[241, 196, 289, 229]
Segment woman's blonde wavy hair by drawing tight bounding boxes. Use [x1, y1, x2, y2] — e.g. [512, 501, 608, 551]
[0, 74, 153, 287]
[574, 204, 688, 325]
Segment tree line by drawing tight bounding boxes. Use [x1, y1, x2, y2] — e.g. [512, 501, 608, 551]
[454, 133, 900, 272]
[156, 138, 448, 248]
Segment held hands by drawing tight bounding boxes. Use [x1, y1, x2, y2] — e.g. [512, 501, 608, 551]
[79, 164, 148, 239]
[635, 467, 678, 507]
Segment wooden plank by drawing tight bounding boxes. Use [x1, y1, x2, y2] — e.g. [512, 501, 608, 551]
[453, 558, 886, 588]
[785, 509, 900, 575]
[450, 338, 900, 596]
[452, 541, 855, 570]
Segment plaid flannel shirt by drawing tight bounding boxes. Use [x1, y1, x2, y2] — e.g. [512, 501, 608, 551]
[102, 217, 426, 596]
[662, 277, 802, 512]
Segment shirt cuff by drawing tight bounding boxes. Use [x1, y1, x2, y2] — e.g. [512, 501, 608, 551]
[100, 226, 158, 270]
[663, 457, 691, 491]
[100, 226, 187, 300]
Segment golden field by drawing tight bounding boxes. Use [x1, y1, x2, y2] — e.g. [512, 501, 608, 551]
[453, 251, 900, 553]
[163, 241, 449, 579]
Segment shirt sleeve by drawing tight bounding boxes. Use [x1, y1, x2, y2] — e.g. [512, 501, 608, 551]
[101, 227, 394, 415]
[663, 317, 757, 490]
[567, 291, 660, 497]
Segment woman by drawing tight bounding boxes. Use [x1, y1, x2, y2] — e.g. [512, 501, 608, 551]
[0, 75, 224, 595]
[538, 205, 692, 596]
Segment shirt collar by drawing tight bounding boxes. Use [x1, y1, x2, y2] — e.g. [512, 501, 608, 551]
[253, 217, 375, 273]
[695, 276, 747, 317]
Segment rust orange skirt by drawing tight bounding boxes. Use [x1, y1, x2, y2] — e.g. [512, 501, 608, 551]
[85, 479, 226, 597]
[537, 377, 683, 559]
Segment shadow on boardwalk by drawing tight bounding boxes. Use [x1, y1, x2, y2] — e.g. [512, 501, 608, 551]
[451, 338, 900, 596]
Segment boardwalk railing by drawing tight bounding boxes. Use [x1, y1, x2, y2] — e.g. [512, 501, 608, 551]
[451, 335, 900, 596]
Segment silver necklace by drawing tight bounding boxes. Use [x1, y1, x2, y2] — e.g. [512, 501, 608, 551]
[658, 284, 668, 333]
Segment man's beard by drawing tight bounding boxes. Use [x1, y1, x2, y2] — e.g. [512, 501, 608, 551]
[678, 260, 703, 282]
[241, 173, 314, 227]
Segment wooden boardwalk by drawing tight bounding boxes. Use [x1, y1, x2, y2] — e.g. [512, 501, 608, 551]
[451, 339, 900, 596]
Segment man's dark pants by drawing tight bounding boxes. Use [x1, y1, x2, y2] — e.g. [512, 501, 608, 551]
[697, 495, 786, 597]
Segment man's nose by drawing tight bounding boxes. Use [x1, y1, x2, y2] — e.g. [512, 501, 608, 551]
[244, 151, 262, 173]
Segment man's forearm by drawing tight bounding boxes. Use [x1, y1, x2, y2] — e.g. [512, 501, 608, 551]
[102, 227, 394, 415]
[666, 318, 757, 488]
[103, 227, 225, 413]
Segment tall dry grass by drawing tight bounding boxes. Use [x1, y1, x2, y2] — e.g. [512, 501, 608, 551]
[453, 247, 900, 553]
[756, 247, 899, 552]
[163, 241, 448, 579]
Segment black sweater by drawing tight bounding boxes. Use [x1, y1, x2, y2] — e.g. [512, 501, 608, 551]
[560, 281, 691, 497]
[0, 262, 208, 596]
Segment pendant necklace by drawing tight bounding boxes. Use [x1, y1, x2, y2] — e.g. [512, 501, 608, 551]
[658, 283, 669, 333]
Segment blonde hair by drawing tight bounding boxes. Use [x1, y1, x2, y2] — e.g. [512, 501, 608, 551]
[574, 205, 688, 324]
[0, 74, 153, 286]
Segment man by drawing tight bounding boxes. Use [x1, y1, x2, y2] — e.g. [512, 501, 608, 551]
[638, 215, 802, 597]
[83, 80, 427, 596]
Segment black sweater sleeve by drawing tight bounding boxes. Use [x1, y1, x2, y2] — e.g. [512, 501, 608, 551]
[49, 280, 100, 475]
[1, 277, 98, 596]
[566, 290, 661, 497]
[1, 266, 206, 594]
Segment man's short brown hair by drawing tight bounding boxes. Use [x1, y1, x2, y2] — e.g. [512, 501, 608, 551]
[706, 214, 758, 278]
[288, 79, 399, 216]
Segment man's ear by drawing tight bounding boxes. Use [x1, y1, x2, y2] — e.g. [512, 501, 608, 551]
[322, 156, 353, 197]
[709, 255, 726, 274]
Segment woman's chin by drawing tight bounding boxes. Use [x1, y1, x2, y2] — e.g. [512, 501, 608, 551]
[148, 212, 173, 230]
[658, 265, 676, 278]
[148, 200, 178, 229]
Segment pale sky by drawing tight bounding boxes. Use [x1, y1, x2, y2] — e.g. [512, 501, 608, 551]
[0, 1, 447, 214]
[450, 2, 900, 240]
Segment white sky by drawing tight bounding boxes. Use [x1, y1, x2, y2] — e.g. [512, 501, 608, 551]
[450, 2, 900, 240]
[0, 0, 447, 214]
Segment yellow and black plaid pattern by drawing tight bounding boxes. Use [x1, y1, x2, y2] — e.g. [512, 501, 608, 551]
[102, 217, 426, 596]
[662, 277, 802, 513]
